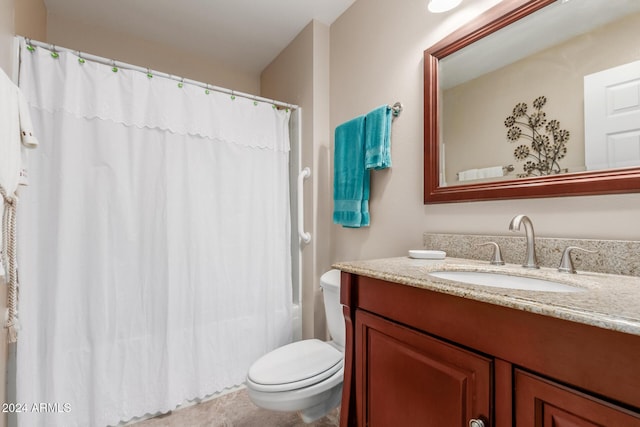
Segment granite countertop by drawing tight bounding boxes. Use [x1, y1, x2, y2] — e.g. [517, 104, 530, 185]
[333, 256, 640, 337]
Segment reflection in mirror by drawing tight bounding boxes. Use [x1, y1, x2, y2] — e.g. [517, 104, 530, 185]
[439, 0, 640, 185]
[423, 0, 640, 203]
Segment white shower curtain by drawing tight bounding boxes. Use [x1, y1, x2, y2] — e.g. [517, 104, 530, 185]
[16, 42, 292, 427]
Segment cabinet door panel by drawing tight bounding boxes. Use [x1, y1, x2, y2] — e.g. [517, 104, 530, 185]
[543, 404, 602, 427]
[356, 310, 491, 427]
[515, 370, 640, 426]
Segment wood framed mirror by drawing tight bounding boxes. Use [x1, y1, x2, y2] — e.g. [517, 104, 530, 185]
[424, 0, 640, 204]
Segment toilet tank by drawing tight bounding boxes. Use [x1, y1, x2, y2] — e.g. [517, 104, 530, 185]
[320, 269, 345, 348]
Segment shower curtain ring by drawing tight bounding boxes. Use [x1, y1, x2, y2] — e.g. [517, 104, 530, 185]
[26, 38, 35, 52]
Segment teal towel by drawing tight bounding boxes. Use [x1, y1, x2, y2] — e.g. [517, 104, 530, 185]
[365, 105, 392, 170]
[333, 115, 370, 228]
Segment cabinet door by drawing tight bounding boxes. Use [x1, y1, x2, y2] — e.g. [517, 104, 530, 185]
[515, 370, 640, 426]
[356, 310, 491, 427]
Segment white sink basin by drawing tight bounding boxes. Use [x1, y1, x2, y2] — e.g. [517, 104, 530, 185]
[428, 270, 584, 293]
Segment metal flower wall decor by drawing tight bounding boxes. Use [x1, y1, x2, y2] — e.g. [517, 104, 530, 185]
[504, 96, 570, 177]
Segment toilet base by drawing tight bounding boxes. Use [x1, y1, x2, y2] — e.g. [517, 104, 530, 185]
[298, 384, 342, 423]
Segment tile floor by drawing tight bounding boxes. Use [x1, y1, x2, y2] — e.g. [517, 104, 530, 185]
[133, 388, 340, 427]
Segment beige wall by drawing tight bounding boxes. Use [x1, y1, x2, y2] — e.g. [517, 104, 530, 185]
[261, 20, 332, 340]
[444, 13, 640, 183]
[46, 12, 259, 94]
[11, 0, 258, 94]
[0, 0, 15, 76]
[15, 0, 47, 41]
[329, 0, 640, 265]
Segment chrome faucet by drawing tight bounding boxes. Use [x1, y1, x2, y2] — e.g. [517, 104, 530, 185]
[509, 214, 539, 269]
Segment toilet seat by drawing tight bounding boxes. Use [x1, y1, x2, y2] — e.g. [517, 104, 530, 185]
[247, 339, 343, 392]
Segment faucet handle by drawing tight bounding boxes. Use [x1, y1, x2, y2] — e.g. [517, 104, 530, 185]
[558, 246, 598, 274]
[476, 242, 505, 265]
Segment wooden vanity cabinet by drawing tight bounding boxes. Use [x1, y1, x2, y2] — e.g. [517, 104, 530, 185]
[515, 370, 640, 426]
[339, 272, 640, 427]
[356, 310, 491, 426]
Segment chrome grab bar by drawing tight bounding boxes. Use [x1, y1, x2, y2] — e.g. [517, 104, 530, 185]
[297, 167, 311, 244]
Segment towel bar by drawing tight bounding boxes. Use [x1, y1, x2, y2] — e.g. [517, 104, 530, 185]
[456, 164, 514, 180]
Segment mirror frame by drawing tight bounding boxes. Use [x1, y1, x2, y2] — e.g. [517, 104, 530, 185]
[423, 0, 640, 204]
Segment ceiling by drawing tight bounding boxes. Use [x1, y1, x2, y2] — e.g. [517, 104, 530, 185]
[43, 0, 356, 76]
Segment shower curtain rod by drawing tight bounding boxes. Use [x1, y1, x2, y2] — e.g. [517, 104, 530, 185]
[18, 37, 299, 110]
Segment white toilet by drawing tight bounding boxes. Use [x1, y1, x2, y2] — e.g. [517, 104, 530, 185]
[245, 269, 344, 423]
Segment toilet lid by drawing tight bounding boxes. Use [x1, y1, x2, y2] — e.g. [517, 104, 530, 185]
[247, 339, 343, 391]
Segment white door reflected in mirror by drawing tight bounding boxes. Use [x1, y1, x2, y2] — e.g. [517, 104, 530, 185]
[584, 60, 640, 171]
